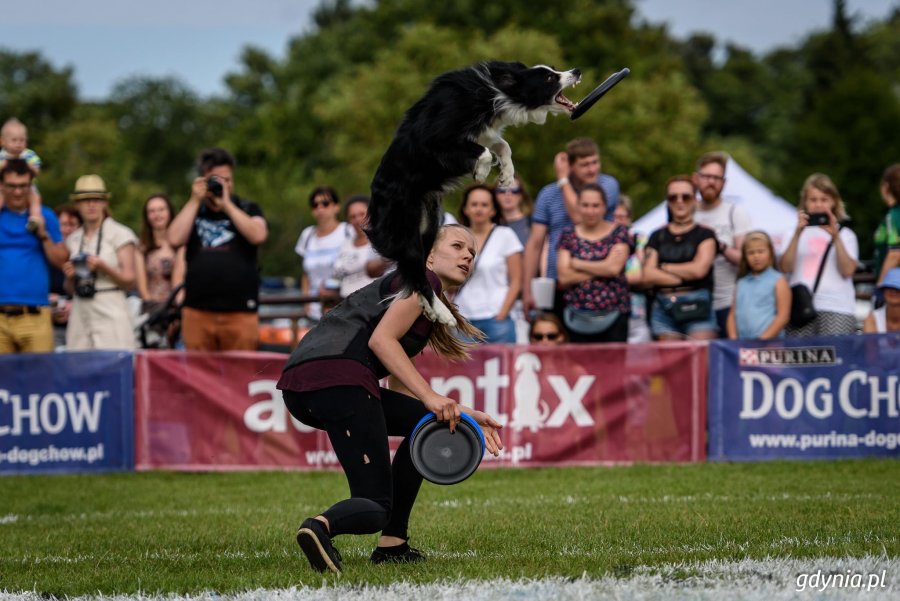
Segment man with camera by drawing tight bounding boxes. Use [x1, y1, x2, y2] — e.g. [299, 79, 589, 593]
[168, 148, 268, 351]
[0, 159, 68, 353]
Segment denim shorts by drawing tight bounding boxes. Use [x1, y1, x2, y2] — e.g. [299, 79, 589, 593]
[650, 288, 718, 338]
[469, 316, 517, 344]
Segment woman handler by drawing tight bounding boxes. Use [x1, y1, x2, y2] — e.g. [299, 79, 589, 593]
[277, 224, 504, 573]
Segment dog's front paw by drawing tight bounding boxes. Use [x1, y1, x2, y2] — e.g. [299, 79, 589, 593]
[473, 148, 492, 183]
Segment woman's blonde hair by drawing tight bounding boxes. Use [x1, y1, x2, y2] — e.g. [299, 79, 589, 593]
[799, 173, 849, 221]
[427, 224, 485, 360]
[737, 230, 777, 278]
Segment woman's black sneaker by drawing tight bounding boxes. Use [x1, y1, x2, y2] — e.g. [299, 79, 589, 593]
[296, 518, 343, 573]
[370, 542, 425, 564]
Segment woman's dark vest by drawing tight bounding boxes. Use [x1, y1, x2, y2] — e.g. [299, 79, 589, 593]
[283, 272, 432, 379]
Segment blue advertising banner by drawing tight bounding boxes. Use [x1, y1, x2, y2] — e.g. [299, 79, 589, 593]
[708, 334, 900, 461]
[0, 351, 134, 474]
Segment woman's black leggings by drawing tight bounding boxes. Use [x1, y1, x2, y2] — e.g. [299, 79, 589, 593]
[283, 386, 430, 541]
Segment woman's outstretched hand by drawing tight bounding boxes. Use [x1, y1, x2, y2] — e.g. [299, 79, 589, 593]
[466, 409, 504, 457]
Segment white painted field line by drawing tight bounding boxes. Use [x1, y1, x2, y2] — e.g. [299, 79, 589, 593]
[1, 556, 896, 601]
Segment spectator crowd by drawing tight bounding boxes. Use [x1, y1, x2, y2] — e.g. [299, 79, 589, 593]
[1, 114, 899, 356]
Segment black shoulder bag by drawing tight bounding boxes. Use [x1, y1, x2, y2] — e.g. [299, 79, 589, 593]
[789, 234, 835, 328]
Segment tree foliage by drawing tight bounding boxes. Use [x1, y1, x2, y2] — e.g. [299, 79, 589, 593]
[0, 50, 77, 138]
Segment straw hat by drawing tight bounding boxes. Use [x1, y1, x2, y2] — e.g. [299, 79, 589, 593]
[70, 174, 111, 201]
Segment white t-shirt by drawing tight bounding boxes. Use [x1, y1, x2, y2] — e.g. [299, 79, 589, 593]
[778, 225, 859, 315]
[694, 200, 752, 310]
[332, 237, 380, 298]
[455, 225, 523, 321]
[295, 223, 353, 320]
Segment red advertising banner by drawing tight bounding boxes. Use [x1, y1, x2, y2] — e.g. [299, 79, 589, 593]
[134, 343, 706, 471]
[417, 343, 707, 466]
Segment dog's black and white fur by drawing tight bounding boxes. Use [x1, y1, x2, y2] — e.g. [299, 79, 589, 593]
[366, 61, 582, 325]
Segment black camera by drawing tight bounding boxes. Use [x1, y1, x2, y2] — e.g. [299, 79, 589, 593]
[806, 212, 829, 227]
[206, 176, 223, 197]
[72, 254, 97, 299]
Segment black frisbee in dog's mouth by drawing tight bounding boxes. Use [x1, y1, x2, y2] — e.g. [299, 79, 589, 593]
[570, 68, 630, 120]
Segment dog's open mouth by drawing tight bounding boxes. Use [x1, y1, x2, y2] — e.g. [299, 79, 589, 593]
[555, 92, 577, 112]
[555, 76, 580, 112]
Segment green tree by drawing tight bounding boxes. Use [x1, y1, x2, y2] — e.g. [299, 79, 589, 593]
[0, 50, 77, 141]
[107, 76, 211, 194]
[36, 107, 136, 219]
[780, 70, 900, 259]
[774, 0, 900, 259]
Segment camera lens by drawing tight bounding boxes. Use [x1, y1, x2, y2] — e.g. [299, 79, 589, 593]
[206, 176, 223, 197]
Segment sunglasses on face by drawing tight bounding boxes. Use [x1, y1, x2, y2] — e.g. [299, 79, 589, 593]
[496, 187, 522, 194]
[311, 199, 334, 209]
[531, 332, 560, 341]
[667, 193, 694, 203]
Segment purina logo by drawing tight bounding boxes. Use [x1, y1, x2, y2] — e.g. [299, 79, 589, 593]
[739, 346, 838, 367]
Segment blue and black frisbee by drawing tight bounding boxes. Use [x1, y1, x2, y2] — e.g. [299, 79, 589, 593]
[409, 412, 485, 485]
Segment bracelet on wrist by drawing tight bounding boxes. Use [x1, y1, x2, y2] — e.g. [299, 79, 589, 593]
[557, 177, 569, 189]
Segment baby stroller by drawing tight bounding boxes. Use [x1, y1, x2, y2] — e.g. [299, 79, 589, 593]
[135, 284, 183, 349]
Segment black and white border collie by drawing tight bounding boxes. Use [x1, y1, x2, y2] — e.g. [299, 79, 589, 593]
[366, 61, 582, 325]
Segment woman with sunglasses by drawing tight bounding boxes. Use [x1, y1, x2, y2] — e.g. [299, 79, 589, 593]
[295, 186, 353, 321]
[529, 312, 569, 345]
[642, 175, 719, 340]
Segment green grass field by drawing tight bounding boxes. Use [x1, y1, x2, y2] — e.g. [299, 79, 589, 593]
[1, 460, 897, 596]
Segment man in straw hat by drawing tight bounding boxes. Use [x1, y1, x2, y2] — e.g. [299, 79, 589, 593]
[0, 158, 68, 353]
[168, 147, 268, 350]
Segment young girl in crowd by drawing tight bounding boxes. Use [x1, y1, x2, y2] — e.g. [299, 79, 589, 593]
[726, 231, 791, 340]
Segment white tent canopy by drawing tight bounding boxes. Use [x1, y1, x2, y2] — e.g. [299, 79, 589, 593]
[631, 159, 798, 248]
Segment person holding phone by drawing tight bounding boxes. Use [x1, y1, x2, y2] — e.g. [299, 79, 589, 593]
[778, 173, 859, 336]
